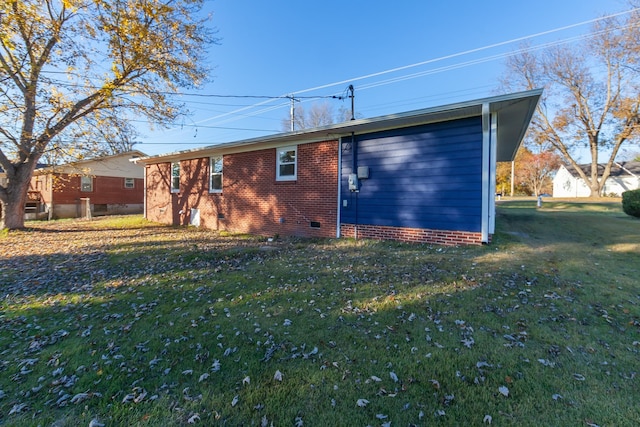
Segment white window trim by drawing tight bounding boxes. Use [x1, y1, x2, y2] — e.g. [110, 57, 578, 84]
[171, 162, 180, 193]
[80, 176, 93, 192]
[276, 145, 297, 181]
[124, 177, 135, 189]
[209, 156, 223, 193]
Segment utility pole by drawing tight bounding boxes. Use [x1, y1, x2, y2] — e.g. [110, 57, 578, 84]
[348, 85, 355, 120]
[289, 95, 296, 132]
[511, 161, 515, 197]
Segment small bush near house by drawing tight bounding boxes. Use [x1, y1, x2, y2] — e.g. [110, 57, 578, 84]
[622, 188, 640, 217]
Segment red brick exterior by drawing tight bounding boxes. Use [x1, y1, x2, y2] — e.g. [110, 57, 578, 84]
[340, 223, 488, 246]
[145, 140, 339, 238]
[47, 174, 143, 205]
[29, 173, 144, 218]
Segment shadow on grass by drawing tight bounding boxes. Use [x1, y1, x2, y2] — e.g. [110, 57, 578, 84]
[1, 202, 640, 425]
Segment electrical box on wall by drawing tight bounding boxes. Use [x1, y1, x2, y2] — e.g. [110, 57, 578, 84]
[348, 173, 359, 192]
[357, 166, 370, 179]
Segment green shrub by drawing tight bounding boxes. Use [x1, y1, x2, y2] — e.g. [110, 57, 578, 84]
[621, 189, 640, 218]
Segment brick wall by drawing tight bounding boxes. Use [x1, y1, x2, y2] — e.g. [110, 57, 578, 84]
[145, 163, 176, 225]
[46, 173, 143, 205]
[146, 140, 339, 238]
[340, 223, 488, 246]
[29, 173, 144, 218]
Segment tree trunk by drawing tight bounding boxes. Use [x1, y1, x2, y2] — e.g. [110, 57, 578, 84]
[1, 169, 32, 230]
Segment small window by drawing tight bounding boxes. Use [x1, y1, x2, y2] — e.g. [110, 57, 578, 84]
[171, 162, 180, 193]
[81, 176, 93, 192]
[209, 156, 223, 193]
[276, 145, 297, 181]
[124, 177, 135, 189]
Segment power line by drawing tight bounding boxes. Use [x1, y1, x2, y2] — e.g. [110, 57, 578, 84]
[190, 8, 638, 128]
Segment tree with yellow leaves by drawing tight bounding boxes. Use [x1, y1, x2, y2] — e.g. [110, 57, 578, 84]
[502, 9, 640, 197]
[0, 0, 217, 229]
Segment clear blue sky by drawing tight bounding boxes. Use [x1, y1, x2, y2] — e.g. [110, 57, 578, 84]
[138, 0, 632, 156]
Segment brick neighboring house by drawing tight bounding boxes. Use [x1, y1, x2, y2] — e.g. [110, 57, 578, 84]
[29, 150, 146, 219]
[136, 90, 541, 245]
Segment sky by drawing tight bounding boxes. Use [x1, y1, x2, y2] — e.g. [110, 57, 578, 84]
[136, 0, 634, 157]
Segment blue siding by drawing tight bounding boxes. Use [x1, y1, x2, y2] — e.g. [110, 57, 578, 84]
[340, 116, 483, 232]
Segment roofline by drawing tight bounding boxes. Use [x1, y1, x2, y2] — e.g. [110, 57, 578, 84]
[135, 89, 543, 164]
[35, 150, 147, 173]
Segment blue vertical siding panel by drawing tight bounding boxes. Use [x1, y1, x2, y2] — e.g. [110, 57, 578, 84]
[340, 116, 483, 232]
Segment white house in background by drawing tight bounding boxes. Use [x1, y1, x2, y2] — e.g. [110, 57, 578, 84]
[553, 161, 640, 197]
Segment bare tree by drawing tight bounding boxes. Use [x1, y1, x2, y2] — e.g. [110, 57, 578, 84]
[282, 101, 352, 131]
[502, 11, 640, 197]
[0, 0, 217, 229]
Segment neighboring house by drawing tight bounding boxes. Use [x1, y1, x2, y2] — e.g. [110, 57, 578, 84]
[135, 90, 541, 246]
[29, 151, 146, 219]
[552, 162, 640, 198]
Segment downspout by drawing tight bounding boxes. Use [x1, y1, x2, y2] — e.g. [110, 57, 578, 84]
[488, 111, 498, 236]
[143, 166, 147, 219]
[352, 133, 358, 240]
[336, 138, 342, 238]
[481, 103, 491, 243]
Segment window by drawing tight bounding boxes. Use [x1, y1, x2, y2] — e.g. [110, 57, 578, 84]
[276, 145, 297, 181]
[80, 176, 93, 192]
[171, 162, 180, 193]
[124, 177, 135, 189]
[209, 156, 223, 193]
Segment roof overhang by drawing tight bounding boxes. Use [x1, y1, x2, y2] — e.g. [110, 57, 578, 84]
[134, 89, 542, 165]
[35, 150, 148, 175]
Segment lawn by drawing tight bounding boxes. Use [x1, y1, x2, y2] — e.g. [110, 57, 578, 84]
[1, 200, 638, 426]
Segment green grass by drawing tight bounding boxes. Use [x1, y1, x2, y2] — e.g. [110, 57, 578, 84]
[0, 207, 639, 426]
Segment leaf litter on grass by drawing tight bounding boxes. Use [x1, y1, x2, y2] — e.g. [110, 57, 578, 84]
[1, 211, 639, 426]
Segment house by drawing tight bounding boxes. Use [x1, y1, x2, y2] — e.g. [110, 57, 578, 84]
[135, 90, 541, 246]
[29, 150, 146, 219]
[552, 162, 640, 198]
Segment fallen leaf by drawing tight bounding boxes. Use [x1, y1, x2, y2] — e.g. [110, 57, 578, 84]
[356, 398, 369, 407]
[498, 386, 509, 397]
[9, 403, 27, 415]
